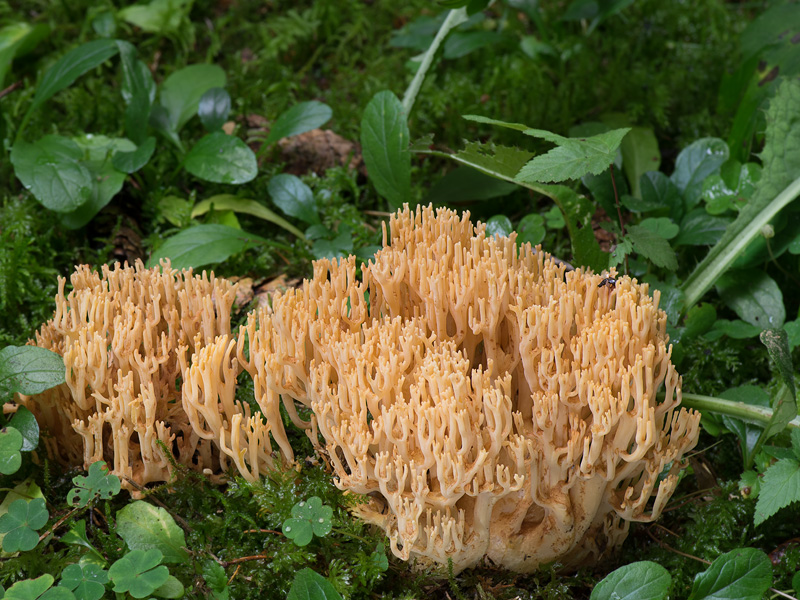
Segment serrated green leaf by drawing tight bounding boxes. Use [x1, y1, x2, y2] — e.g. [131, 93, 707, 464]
[154, 64, 226, 133]
[0, 346, 65, 397]
[112, 137, 156, 174]
[590, 560, 670, 600]
[191, 194, 304, 239]
[184, 132, 257, 185]
[670, 137, 729, 209]
[148, 224, 267, 270]
[265, 101, 332, 145]
[268, 174, 320, 225]
[754, 458, 800, 526]
[716, 270, 785, 329]
[287, 569, 343, 600]
[516, 128, 631, 183]
[626, 224, 677, 270]
[202, 560, 228, 593]
[640, 217, 679, 240]
[116, 502, 189, 564]
[361, 91, 410, 210]
[688, 548, 772, 600]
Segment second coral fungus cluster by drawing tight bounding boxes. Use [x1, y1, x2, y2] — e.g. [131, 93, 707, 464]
[21, 205, 700, 572]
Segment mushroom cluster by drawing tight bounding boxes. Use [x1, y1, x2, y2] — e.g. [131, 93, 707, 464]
[188, 204, 700, 572]
[21, 205, 700, 572]
[17, 261, 283, 489]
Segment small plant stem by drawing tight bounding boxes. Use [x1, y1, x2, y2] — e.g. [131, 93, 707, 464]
[401, 8, 468, 117]
[766, 236, 800, 289]
[678, 392, 800, 430]
[243, 528, 283, 536]
[223, 554, 272, 566]
[228, 564, 241, 585]
[0, 80, 21, 100]
[644, 527, 710, 565]
[770, 589, 798, 600]
[39, 506, 81, 542]
[13, 107, 34, 145]
[329, 527, 371, 544]
[609, 163, 628, 273]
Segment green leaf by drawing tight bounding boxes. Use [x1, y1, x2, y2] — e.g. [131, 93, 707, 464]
[191, 194, 305, 239]
[6, 575, 74, 600]
[754, 457, 800, 526]
[152, 576, 184, 599]
[688, 548, 772, 600]
[702, 162, 762, 215]
[426, 166, 517, 204]
[267, 174, 320, 225]
[620, 126, 660, 198]
[716, 270, 785, 329]
[0, 23, 50, 88]
[112, 137, 156, 174]
[265, 101, 332, 145]
[683, 303, 717, 340]
[59, 134, 135, 229]
[154, 64, 226, 134]
[118, 0, 189, 34]
[443, 31, 502, 59]
[0, 498, 48, 552]
[462, 114, 530, 132]
[109, 549, 169, 598]
[590, 560, 671, 600]
[8, 407, 38, 452]
[793, 570, 800, 596]
[670, 137, 729, 209]
[198, 88, 231, 132]
[10, 137, 93, 212]
[639, 171, 684, 221]
[184, 132, 257, 185]
[517, 214, 546, 246]
[361, 91, 411, 210]
[61, 521, 105, 564]
[486, 215, 513, 238]
[202, 560, 229, 595]
[705, 319, 762, 341]
[673, 210, 732, 247]
[59, 563, 108, 600]
[312, 230, 353, 261]
[148, 224, 267, 270]
[282, 497, 333, 547]
[759, 328, 795, 397]
[287, 568, 343, 600]
[682, 80, 800, 310]
[116, 41, 154, 145]
[582, 169, 628, 218]
[0, 346, 65, 397]
[68, 461, 121, 508]
[32, 39, 119, 111]
[719, 385, 771, 467]
[516, 128, 631, 184]
[116, 502, 189, 564]
[625, 224, 677, 270]
[639, 217, 679, 240]
[0, 428, 22, 475]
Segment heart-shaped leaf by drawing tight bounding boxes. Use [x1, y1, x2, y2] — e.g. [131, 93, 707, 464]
[282, 497, 333, 547]
[0, 497, 48, 552]
[59, 562, 108, 600]
[109, 549, 169, 598]
[68, 461, 121, 507]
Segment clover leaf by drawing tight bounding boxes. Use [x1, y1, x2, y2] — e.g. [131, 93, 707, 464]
[0, 497, 48, 552]
[5, 574, 74, 599]
[59, 563, 108, 600]
[109, 549, 169, 599]
[67, 461, 121, 507]
[0, 427, 23, 475]
[282, 496, 333, 547]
